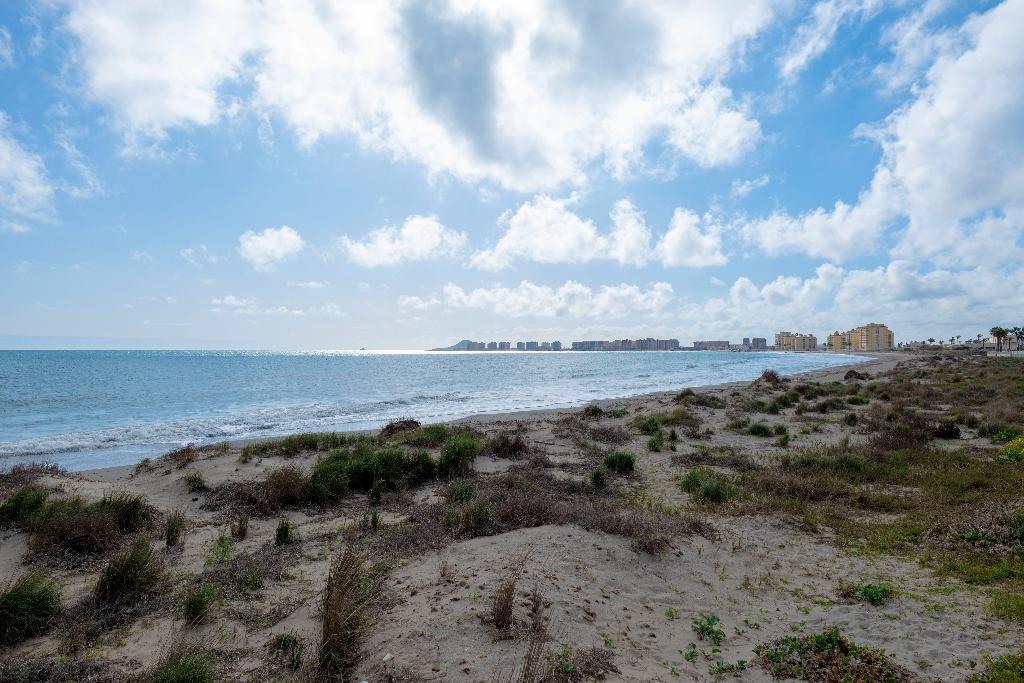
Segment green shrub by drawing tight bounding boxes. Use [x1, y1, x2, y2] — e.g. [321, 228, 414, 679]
[262, 464, 310, 507]
[404, 449, 437, 485]
[658, 409, 700, 429]
[633, 416, 662, 436]
[401, 424, 449, 448]
[748, 423, 773, 437]
[757, 627, 913, 681]
[776, 434, 790, 448]
[309, 452, 351, 502]
[674, 389, 726, 408]
[267, 631, 306, 671]
[846, 395, 870, 405]
[445, 479, 476, 505]
[0, 571, 61, 645]
[591, 466, 608, 489]
[95, 539, 162, 604]
[97, 492, 153, 532]
[0, 486, 49, 528]
[29, 496, 121, 555]
[727, 417, 750, 430]
[182, 583, 219, 624]
[970, 648, 1024, 682]
[438, 434, 481, 477]
[680, 469, 737, 505]
[152, 651, 215, 683]
[207, 535, 235, 564]
[647, 431, 664, 452]
[275, 519, 299, 545]
[854, 582, 895, 606]
[442, 498, 493, 533]
[773, 424, 788, 435]
[183, 472, 207, 493]
[165, 510, 186, 547]
[603, 451, 635, 475]
[979, 423, 1021, 444]
[692, 614, 725, 645]
[999, 437, 1024, 463]
[242, 432, 353, 460]
[844, 412, 859, 426]
[582, 404, 604, 418]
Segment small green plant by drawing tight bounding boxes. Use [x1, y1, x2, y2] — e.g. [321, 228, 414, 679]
[844, 412, 859, 426]
[0, 485, 50, 527]
[207, 535, 235, 564]
[680, 469, 736, 505]
[709, 659, 747, 675]
[267, 631, 306, 671]
[756, 627, 913, 681]
[438, 433, 481, 477]
[748, 423, 773, 437]
[775, 434, 790, 448]
[591, 465, 608, 489]
[634, 415, 662, 436]
[545, 646, 575, 675]
[152, 649, 215, 683]
[582, 404, 604, 418]
[165, 509, 186, 547]
[727, 417, 750, 430]
[445, 479, 476, 504]
[183, 472, 207, 493]
[647, 431, 665, 452]
[0, 571, 61, 646]
[182, 583, 220, 624]
[665, 607, 679, 620]
[999, 436, 1024, 463]
[95, 538, 162, 604]
[603, 451, 635, 475]
[275, 518, 299, 545]
[854, 583, 895, 606]
[692, 614, 725, 645]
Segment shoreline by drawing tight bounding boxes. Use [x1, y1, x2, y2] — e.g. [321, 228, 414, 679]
[78, 351, 901, 480]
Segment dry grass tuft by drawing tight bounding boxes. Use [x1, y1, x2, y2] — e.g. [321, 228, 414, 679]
[319, 544, 378, 677]
[491, 550, 532, 631]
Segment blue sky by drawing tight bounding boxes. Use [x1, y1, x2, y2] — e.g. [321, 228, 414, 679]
[1, 0, 1021, 350]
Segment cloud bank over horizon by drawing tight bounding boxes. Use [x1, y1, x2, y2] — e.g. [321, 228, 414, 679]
[0, 0, 1021, 348]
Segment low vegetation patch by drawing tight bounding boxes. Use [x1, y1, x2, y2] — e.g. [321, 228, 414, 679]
[241, 432, 354, 461]
[0, 571, 61, 646]
[181, 583, 219, 624]
[266, 631, 306, 671]
[275, 518, 299, 545]
[165, 510, 186, 547]
[679, 468, 737, 505]
[23, 492, 154, 556]
[840, 581, 895, 606]
[487, 429, 528, 458]
[0, 485, 50, 527]
[756, 627, 914, 681]
[675, 388, 725, 409]
[319, 545, 377, 677]
[602, 451, 635, 475]
[95, 538, 162, 605]
[970, 648, 1024, 682]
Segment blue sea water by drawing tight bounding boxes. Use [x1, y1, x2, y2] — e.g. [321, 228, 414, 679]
[0, 350, 868, 471]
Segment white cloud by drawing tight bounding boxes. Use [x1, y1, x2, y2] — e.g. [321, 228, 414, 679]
[470, 195, 606, 270]
[287, 280, 329, 289]
[730, 174, 770, 198]
[209, 295, 306, 317]
[397, 295, 440, 310]
[473, 196, 727, 270]
[442, 280, 673, 318]
[0, 26, 14, 69]
[873, 0, 958, 93]
[179, 244, 219, 267]
[130, 250, 154, 263]
[0, 112, 55, 231]
[778, 0, 889, 82]
[655, 209, 727, 268]
[338, 215, 467, 268]
[62, 1, 772, 190]
[210, 295, 256, 308]
[747, 0, 1024, 267]
[238, 225, 304, 271]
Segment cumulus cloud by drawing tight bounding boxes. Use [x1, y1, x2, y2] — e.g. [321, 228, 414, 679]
[472, 196, 726, 270]
[287, 280, 329, 289]
[238, 225, 304, 271]
[442, 280, 673, 318]
[338, 215, 467, 268]
[0, 112, 55, 233]
[61, 1, 771, 190]
[397, 295, 440, 310]
[747, 0, 1024, 267]
[655, 209, 728, 267]
[209, 295, 306, 317]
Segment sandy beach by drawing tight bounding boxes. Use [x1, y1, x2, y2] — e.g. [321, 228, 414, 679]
[2, 350, 1022, 681]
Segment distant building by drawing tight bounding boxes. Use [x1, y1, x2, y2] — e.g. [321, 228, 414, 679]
[486, 341, 498, 351]
[498, 341, 511, 350]
[525, 341, 539, 351]
[828, 323, 894, 352]
[570, 338, 679, 351]
[516, 342, 526, 351]
[551, 341, 562, 351]
[571, 340, 604, 351]
[751, 337, 767, 350]
[693, 340, 730, 351]
[775, 332, 817, 352]
[540, 342, 551, 350]
[742, 337, 750, 349]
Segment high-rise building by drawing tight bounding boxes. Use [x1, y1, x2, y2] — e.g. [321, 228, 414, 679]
[525, 341, 539, 351]
[751, 337, 767, 350]
[693, 340, 730, 351]
[498, 341, 511, 350]
[486, 341, 498, 350]
[775, 332, 817, 351]
[516, 342, 526, 351]
[551, 341, 562, 351]
[828, 323, 894, 351]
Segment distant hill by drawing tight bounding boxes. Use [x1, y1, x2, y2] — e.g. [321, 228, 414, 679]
[430, 339, 475, 351]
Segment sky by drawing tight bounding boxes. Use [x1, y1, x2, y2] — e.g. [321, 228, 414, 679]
[0, 0, 1021, 350]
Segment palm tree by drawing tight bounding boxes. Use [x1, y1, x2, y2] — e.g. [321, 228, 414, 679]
[990, 326, 1008, 352]
[927, 337, 935, 345]
[949, 336, 955, 346]
[1011, 326, 1024, 351]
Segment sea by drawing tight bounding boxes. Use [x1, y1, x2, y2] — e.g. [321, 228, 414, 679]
[0, 350, 868, 471]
